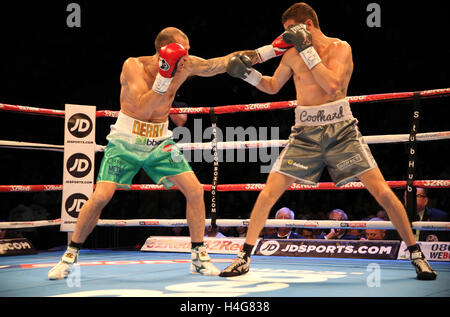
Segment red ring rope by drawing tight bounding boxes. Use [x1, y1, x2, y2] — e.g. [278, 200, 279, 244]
[1, 180, 449, 193]
[1, 88, 449, 117]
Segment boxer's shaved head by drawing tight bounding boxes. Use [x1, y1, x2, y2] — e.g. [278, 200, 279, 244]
[155, 27, 189, 53]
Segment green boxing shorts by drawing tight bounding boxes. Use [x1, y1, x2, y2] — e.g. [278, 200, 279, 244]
[271, 99, 377, 187]
[97, 112, 192, 189]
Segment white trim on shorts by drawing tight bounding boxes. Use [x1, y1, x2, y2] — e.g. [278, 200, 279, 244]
[334, 124, 378, 187]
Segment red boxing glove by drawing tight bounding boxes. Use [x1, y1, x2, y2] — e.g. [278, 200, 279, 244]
[256, 35, 294, 63]
[153, 43, 188, 94]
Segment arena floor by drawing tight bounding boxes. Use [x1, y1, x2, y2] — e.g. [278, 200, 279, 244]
[0, 249, 449, 298]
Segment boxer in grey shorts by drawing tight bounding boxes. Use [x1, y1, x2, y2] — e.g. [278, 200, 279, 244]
[272, 99, 377, 186]
[221, 2, 436, 280]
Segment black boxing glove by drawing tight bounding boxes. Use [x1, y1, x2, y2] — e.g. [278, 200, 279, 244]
[227, 54, 262, 86]
[282, 24, 322, 70]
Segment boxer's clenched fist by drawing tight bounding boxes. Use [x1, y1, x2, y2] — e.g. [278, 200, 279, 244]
[227, 54, 262, 87]
[152, 43, 188, 94]
[283, 24, 322, 70]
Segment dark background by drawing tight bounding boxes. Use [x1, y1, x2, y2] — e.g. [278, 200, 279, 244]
[0, 1, 449, 249]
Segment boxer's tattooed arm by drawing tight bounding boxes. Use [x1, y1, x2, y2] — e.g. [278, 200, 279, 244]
[188, 50, 259, 77]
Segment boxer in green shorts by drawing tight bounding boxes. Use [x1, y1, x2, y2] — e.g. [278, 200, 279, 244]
[96, 112, 192, 190]
[221, 3, 436, 280]
[49, 27, 261, 280]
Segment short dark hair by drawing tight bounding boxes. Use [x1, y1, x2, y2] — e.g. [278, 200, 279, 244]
[282, 2, 320, 29]
[154, 27, 188, 53]
[417, 187, 428, 197]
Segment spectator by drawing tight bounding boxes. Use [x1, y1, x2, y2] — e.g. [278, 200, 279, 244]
[361, 217, 387, 240]
[376, 210, 389, 221]
[265, 207, 303, 239]
[236, 225, 247, 237]
[171, 226, 188, 236]
[347, 229, 363, 240]
[298, 228, 314, 239]
[234, 214, 249, 237]
[205, 225, 226, 238]
[404, 188, 449, 241]
[219, 226, 236, 237]
[404, 188, 448, 221]
[260, 227, 276, 239]
[317, 209, 359, 240]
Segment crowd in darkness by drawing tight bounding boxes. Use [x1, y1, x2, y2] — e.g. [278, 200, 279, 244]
[0, 2, 449, 249]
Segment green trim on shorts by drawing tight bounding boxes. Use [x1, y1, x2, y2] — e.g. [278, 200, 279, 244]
[97, 138, 192, 189]
[96, 180, 131, 190]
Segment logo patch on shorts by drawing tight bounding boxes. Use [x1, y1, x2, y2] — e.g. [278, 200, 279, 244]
[107, 158, 125, 176]
[337, 154, 362, 170]
[287, 159, 308, 170]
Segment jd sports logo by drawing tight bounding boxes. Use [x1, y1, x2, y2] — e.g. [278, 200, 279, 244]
[68, 113, 93, 138]
[65, 193, 88, 217]
[259, 240, 280, 256]
[67, 153, 92, 178]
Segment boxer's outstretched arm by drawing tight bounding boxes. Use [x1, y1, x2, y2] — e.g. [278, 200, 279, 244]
[188, 50, 259, 77]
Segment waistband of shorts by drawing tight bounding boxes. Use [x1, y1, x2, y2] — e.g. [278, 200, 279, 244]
[114, 111, 170, 138]
[107, 112, 172, 149]
[294, 99, 353, 126]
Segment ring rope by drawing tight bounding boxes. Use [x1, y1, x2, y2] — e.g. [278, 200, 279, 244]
[1, 218, 449, 231]
[1, 88, 449, 117]
[1, 180, 450, 193]
[1, 88, 449, 231]
[1, 130, 450, 153]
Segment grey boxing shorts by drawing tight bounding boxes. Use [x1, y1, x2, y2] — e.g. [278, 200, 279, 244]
[271, 99, 377, 186]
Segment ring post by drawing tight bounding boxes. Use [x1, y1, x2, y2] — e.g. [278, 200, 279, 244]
[61, 104, 96, 233]
[210, 107, 219, 228]
[405, 92, 421, 223]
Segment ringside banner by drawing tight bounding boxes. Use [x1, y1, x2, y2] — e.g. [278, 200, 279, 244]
[255, 239, 401, 260]
[61, 104, 96, 232]
[141, 236, 259, 254]
[398, 241, 450, 261]
[0, 238, 37, 256]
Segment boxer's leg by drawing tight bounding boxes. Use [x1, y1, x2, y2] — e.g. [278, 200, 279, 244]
[169, 172, 205, 243]
[48, 182, 117, 280]
[358, 168, 437, 280]
[220, 172, 295, 277]
[169, 171, 220, 276]
[71, 182, 117, 244]
[245, 172, 296, 246]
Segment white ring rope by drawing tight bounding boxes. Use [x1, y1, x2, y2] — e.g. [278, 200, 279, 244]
[1, 218, 449, 231]
[1, 130, 450, 153]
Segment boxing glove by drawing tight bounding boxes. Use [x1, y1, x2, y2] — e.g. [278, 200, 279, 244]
[227, 54, 262, 86]
[256, 34, 294, 62]
[152, 43, 188, 94]
[282, 24, 322, 70]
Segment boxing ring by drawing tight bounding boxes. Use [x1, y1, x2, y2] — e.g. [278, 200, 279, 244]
[1, 88, 450, 298]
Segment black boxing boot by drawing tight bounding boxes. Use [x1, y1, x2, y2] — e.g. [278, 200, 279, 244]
[408, 244, 437, 280]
